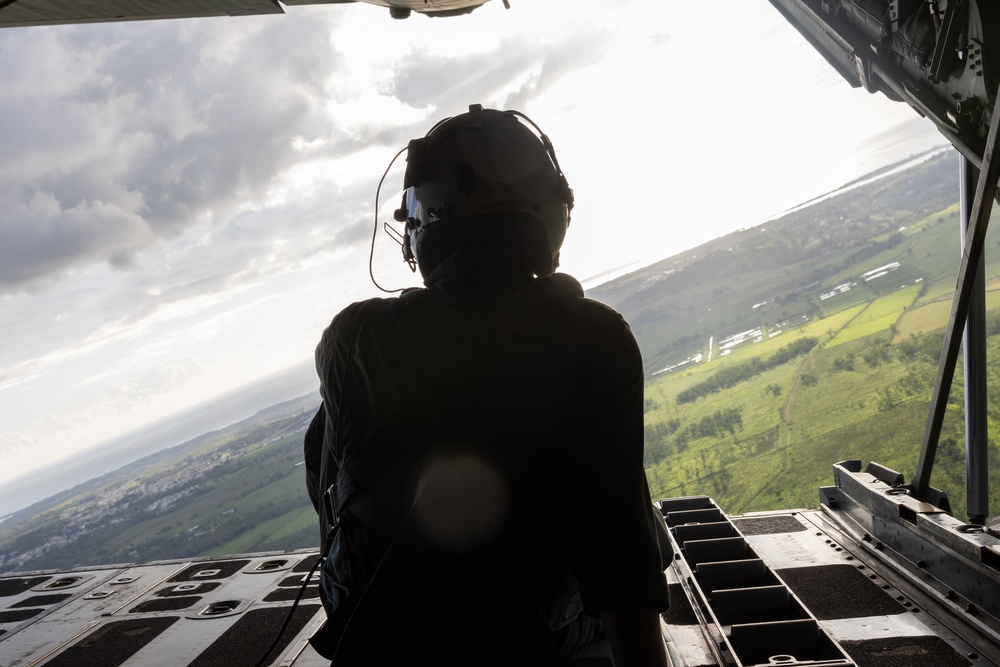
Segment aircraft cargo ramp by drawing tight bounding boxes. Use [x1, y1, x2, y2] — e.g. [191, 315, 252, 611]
[3, 460, 1000, 667]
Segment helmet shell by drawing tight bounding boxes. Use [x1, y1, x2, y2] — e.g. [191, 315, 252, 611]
[401, 106, 572, 277]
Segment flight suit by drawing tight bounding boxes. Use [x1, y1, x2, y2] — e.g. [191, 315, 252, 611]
[304, 271, 669, 665]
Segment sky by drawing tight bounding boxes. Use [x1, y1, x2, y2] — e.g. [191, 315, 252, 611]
[0, 0, 946, 506]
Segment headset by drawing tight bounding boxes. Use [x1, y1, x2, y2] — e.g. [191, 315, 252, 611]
[369, 104, 573, 293]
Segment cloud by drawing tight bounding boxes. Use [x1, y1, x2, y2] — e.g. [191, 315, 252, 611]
[501, 28, 617, 110]
[391, 35, 558, 111]
[104, 357, 204, 408]
[1, 192, 154, 287]
[0, 12, 350, 294]
[0, 6, 616, 297]
[334, 213, 377, 247]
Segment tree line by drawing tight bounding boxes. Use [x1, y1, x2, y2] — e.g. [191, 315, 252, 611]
[676, 337, 819, 404]
[644, 406, 744, 466]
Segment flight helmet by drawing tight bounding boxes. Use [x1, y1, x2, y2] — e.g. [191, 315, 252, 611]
[396, 104, 574, 278]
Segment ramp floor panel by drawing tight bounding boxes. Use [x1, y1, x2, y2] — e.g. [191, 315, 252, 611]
[2, 502, 1000, 666]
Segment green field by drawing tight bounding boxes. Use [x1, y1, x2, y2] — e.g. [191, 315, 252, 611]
[0, 398, 318, 572]
[632, 153, 1000, 517]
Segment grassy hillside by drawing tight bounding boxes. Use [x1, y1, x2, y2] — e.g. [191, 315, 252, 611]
[617, 150, 1000, 517]
[0, 397, 318, 572]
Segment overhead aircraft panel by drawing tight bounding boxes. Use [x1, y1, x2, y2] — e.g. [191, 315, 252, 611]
[768, 0, 1000, 172]
[283, 0, 489, 19]
[0, 0, 286, 27]
[0, 0, 489, 26]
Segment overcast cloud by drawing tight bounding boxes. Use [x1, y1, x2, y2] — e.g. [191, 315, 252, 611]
[0, 4, 618, 296]
[0, 14, 350, 292]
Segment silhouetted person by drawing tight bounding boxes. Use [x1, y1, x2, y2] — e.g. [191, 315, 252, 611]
[304, 105, 670, 666]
